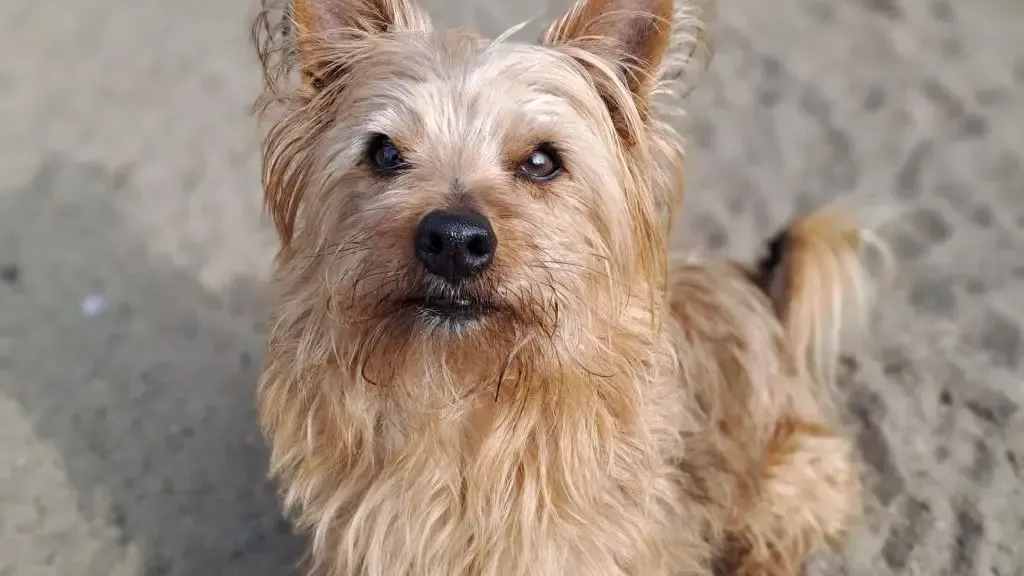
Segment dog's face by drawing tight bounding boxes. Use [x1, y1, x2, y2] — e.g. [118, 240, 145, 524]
[258, 0, 690, 382]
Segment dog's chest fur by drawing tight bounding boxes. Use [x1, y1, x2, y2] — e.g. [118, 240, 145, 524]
[309, 340, 712, 576]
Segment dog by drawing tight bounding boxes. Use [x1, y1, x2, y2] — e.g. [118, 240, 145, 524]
[252, 0, 889, 574]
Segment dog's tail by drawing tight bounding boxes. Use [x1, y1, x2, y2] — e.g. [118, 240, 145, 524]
[750, 209, 893, 387]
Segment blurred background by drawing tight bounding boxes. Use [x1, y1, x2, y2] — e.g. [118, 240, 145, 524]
[0, 0, 1021, 574]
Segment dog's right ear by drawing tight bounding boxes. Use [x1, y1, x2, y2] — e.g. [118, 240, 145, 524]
[542, 0, 679, 145]
[292, 0, 432, 87]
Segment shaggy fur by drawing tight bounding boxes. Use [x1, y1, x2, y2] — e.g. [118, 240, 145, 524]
[252, 0, 889, 574]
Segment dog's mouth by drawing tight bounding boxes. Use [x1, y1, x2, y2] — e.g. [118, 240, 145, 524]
[404, 293, 494, 323]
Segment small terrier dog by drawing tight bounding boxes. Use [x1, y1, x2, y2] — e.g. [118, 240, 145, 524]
[253, 0, 888, 574]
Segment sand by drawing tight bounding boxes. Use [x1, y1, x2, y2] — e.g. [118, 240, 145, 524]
[0, 0, 1020, 574]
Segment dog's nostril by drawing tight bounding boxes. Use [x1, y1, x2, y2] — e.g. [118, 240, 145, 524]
[414, 209, 497, 283]
[424, 232, 445, 255]
[466, 235, 489, 258]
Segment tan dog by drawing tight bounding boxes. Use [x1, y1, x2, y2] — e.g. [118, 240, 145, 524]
[252, 0, 888, 574]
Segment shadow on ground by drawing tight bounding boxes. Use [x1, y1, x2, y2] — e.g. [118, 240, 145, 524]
[0, 157, 302, 575]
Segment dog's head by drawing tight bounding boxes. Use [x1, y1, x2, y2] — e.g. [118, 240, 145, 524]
[256, 0, 701, 384]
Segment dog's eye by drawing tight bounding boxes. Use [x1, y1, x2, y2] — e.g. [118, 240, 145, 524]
[518, 145, 562, 181]
[367, 134, 405, 175]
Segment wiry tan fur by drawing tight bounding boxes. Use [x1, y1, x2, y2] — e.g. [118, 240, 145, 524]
[252, 0, 889, 574]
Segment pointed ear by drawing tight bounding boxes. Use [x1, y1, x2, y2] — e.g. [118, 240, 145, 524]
[292, 0, 431, 86]
[542, 0, 676, 143]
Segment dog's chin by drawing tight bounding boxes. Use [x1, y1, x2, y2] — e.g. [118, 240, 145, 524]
[403, 294, 494, 331]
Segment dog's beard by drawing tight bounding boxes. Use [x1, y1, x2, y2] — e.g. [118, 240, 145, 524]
[404, 273, 500, 332]
[327, 263, 567, 393]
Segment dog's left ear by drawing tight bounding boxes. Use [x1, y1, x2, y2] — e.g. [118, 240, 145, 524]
[542, 0, 676, 145]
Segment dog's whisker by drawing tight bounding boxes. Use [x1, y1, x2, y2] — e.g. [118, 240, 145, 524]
[297, 241, 372, 260]
[533, 260, 613, 282]
[350, 266, 400, 297]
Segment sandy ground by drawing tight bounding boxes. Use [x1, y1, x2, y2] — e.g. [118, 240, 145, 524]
[0, 0, 1021, 574]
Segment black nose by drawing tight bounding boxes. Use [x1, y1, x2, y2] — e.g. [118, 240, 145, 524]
[414, 210, 497, 283]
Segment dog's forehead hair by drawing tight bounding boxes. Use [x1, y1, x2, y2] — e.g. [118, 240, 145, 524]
[357, 35, 610, 169]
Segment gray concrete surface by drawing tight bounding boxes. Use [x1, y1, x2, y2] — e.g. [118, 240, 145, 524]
[0, 0, 1021, 574]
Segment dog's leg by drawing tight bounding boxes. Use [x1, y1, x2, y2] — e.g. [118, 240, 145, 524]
[727, 419, 861, 575]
